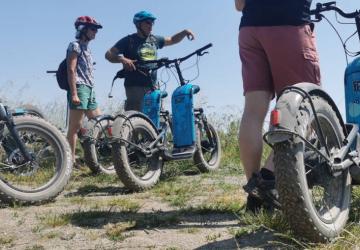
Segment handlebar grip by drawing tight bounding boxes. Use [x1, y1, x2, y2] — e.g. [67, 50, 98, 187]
[196, 43, 213, 54]
[201, 43, 213, 51]
[46, 70, 57, 74]
[323, 1, 336, 7]
[136, 57, 170, 66]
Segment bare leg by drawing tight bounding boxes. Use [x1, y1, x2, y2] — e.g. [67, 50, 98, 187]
[263, 151, 274, 172]
[239, 91, 272, 180]
[67, 109, 85, 161]
[85, 107, 102, 119]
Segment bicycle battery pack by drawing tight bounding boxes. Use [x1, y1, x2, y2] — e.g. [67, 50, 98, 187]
[171, 84, 199, 148]
[143, 90, 162, 128]
[345, 57, 360, 125]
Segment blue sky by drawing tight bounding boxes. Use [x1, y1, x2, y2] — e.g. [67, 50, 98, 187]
[0, 0, 359, 117]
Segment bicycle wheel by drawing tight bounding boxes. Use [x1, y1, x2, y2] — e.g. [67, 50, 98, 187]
[22, 104, 45, 119]
[112, 116, 162, 191]
[0, 116, 72, 203]
[82, 119, 115, 175]
[193, 122, 221, 172]
[13, 104, 45, 119]
[273, 96, 351, 242]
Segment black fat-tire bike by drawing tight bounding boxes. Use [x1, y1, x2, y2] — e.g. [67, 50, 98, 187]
[79, 115, 115, 174]
[12, 104, 45, 119]
[0, 110, 72, 203]
[264, 2, 360, 242]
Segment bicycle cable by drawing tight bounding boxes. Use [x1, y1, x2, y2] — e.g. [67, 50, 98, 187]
[320, 14, 350, 64]
[188, 55, 201, 83]
[343, 31, 360, 57]
[168, 65, 181, 85]
[334, 6, 356, 25]
[157, 52, 205, 87]
[320, 13, 360, 64]
[332, 2, 360, 57]
[181, 54, 201, 83]
[158, 66, 171, 88]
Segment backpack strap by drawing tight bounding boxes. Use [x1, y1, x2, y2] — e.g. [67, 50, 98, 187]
[128, 34, 135, 52]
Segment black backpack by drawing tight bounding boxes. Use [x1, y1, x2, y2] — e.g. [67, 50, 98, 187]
[56, 59, 69, 91]
[56, 43, 84, 91]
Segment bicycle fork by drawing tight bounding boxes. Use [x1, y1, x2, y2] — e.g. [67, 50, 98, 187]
[0, 105, 33, 162]
[332, 124, 360, 183]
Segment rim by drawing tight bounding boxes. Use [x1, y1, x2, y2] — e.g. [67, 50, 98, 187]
[0, 125, 62, 193]
[95, 131, 114, 172]
[303, 113, 346, 224]
[199, 125, 219, 165]
[125, 126, 159, 181]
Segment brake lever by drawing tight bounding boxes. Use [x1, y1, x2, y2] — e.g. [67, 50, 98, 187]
[323, 1, 336, 8]
[198, 51, 209, 56]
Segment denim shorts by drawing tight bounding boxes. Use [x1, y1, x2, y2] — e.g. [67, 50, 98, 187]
[67, 84, 98, 110]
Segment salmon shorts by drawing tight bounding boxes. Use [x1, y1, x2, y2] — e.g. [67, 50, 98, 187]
[239, 25, 321, 97]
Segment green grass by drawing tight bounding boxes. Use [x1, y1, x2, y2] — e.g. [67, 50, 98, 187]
[105, 221, 136, 241]
[1, 100, 359, 249]
[230, 190, 360, 250]
[37, 212, 72, 228]
[106, 198, 142, 212]
[25, 245, 45, 250]
[0, 234, 14, 246]
[206, 232, 222, 242]
[152, 177, 201, 207]
[42, 231, 61, 239]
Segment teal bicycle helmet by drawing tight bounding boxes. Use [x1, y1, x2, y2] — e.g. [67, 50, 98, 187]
[133, 11, 156, 25]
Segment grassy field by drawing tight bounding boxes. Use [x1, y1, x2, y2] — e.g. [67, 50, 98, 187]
[0, 110, 359, 249]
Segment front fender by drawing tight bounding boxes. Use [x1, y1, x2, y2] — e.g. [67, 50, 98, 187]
[265, 82, 346, 144]
[111, 111, 158, 141]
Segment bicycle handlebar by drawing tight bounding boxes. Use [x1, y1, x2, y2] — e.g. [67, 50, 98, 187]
[113, 43, 213, 80]
[311, 2, 360, 44]
[137, 43, 213, 70]
[178, 43, 213, 63]
[310, 2, 360, 19]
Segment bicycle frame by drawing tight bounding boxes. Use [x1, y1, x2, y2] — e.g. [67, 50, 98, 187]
[0, 103, 33, 163]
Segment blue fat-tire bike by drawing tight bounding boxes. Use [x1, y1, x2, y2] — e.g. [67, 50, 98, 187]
[110, 44, 221, 191]
[263, 2, 360, 242]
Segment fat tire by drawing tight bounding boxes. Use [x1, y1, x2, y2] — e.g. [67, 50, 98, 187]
[82, 123, 115, 175]
[194, 122, 221, 172]
[112, 116, 162, 191]
[273, 96, 351, 242]
[22, 104, 45, 119]
[0, 116, 72, 204]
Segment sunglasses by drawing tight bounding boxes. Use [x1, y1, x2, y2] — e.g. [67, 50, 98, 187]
[144, 20, 154, 25]
[89, 27, 98, 32]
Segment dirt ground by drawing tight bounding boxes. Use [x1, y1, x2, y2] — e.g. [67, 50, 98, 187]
[0, 170, 282, 250]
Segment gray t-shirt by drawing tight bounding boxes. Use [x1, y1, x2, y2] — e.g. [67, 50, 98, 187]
[66, 41, 95, 87]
